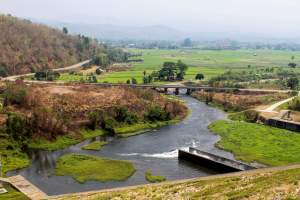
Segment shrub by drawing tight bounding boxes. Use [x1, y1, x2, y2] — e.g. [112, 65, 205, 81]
[6, 113, 31, 142]
[288, 97, 300, 111]
[102, 117, 117, 134]
[88, 110, 105, 130]
[4, 84, 27, 106]
[145, 106, 169, 122]
[131, 77, 138, 84]
[114, 106, 138, 124]
[229, 110, 259, 123]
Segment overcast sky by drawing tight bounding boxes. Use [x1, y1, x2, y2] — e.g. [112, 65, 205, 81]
[1, 0, 300, 39]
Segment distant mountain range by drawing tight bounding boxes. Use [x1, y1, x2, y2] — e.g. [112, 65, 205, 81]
[31, 19, 186, 41]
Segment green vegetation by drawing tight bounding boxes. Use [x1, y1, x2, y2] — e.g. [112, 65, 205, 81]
[0, 185, 29, 200]
[0, 132, 29, 174]
[145, 171, 166, 183]
[28, 135, 80, 151]
[58, 167, 300, 200]
[80, 129, 106, 140]
[58, 49, 300, 86]
[55, 154, 135, 183]
[209, 120, 300, 166]
[228, 110, 259, 123]
[82, 141, 108, 151]
[114, 120, 180, 137]
[282, 96, 300, 111]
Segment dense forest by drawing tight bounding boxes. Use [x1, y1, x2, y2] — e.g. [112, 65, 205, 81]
[0, 14, 105, 76]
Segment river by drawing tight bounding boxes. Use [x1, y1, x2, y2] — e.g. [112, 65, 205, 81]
[9, 95, 234, 195]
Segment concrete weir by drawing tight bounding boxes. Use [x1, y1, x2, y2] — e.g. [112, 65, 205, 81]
[178, 147, 256, 173]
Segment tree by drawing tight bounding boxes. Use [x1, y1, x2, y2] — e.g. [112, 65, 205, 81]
[288, 62, 297, 68]
[183, 38, 192, 47]
[62, 27, 68, 34]
[93, 54, 109, 68]
[195, 73, 205, 80]
[157, 60, 188, 81]
[95, 68, 103, 75]
[131, 77, 137, 84]
[287, 77, 299, 89]
[126, 79, 131, 84]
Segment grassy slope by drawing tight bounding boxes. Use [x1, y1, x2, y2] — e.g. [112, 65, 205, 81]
[55, 154, 135, 183]
[209, 120, 300, 166]
[82, 141, 107, 151]
[0, 185, 29, 200]
[55, 167, 300, 200]
[59, 49, 300, 84]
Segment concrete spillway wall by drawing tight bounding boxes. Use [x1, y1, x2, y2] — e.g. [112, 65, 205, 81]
[178, 147, 256, 173]
[266, 117, 300, 132]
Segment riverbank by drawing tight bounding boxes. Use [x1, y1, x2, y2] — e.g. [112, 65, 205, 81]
[209, 120, 300, 166]
[49, 164, 300, 200]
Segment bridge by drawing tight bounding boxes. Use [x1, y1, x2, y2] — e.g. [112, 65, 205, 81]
[0, 175, 48, 200]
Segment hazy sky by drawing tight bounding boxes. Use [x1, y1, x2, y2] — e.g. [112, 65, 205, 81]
[1, 0, 300, 39]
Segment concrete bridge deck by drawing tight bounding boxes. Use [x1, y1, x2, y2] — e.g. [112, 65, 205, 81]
[0, 175, 48, 200]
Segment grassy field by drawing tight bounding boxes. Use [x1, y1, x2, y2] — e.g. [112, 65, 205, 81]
[209, 120, 300, 166]
[67, 49, 300, 83]
[58, 49, 300, 84]
[55, 154, 135, 183]
[55, 166, 300, 200]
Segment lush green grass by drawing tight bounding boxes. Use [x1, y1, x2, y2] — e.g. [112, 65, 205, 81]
[55, 154, 135, 183]
[80, 129, 106, 140]
[0, 136, 29, 174]
[58, 49, 300, 84]
[209, 120, 300, 166]
[28, 129, 106, 151]
[28, 135, 80, 151]
[145, 171, 166, 183]
[114, 120, 180, 137]
[0, 185, 29, 200]
[82, 141, 107, 151]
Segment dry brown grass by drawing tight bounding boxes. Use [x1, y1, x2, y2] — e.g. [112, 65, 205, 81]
[192, 90, 290, 111]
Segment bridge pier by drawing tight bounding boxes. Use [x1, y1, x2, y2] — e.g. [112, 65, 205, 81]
[174, 88, 179, 95]
[186, 88, 191, 95]
[164, 88, 168, 94]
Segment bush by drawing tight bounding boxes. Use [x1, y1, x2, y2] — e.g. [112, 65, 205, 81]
[114, 106, 138, 124]
[145, 106, 170, 122]
[6, 113, 31, 142]
[228, 110, 259, 123]
[288, 97, 300, 111]
[102, 117, 117, 134]
[4, 84, 27, 106]
[88, 110, 105, 130]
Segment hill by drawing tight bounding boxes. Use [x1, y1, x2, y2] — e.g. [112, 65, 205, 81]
[0, 15, 105, 76]
[32, 18, 185, 41]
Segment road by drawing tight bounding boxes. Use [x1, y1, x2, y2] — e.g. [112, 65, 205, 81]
[257, 90, 299, 113]
[3, 60, 91, 81]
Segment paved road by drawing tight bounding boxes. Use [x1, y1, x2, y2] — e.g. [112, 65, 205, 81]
[3, 60, 91, 81]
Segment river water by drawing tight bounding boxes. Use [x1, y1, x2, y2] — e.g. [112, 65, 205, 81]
[9, 95, 234, 195]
